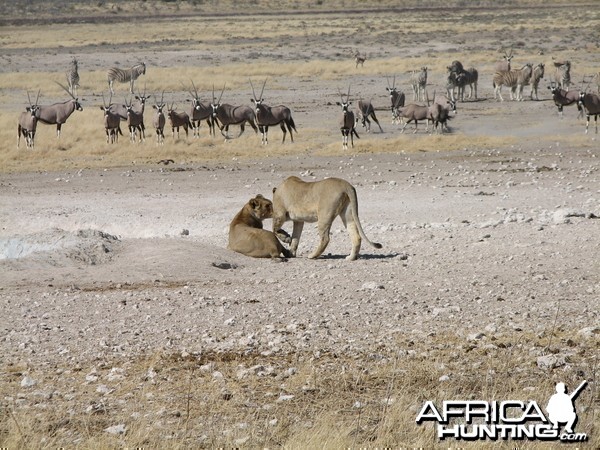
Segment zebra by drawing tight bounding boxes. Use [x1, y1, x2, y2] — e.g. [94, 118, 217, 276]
[553, 60, 571, 91]
[107, 62, 146, 95]
[493, 63, 533, 101]
[527, 63, 545, 100]
[66, 57, 79, 97]
[410, 67, 428, 101]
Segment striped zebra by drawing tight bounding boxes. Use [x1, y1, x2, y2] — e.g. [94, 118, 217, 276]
[553, 60, 571, 91]
[528, 63, 545, 100]
[410, 66, 428, 101]
[493, 63, 533, 102]
[107, 62, 146, 95]
[66, 57, 80, 97]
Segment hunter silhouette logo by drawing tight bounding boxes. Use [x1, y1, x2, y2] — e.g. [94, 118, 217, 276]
[416, 380, 589, 442]
[546, 380, 587, 434]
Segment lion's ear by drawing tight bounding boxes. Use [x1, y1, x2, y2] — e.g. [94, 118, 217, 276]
[272, 187, 277, 194]
[249, 199, 258, 208]
[255, 194, 264, 199]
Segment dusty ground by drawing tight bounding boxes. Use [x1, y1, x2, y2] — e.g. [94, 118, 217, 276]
[1, 2, 599, 448]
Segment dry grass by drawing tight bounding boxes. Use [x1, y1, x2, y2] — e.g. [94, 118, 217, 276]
[1, 330, 597, 448]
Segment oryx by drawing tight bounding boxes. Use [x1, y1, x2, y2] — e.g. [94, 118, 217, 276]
[337, 86, 359, 150]
[17, 90, 40, 149]
[210, 84, 258, 140]
[185, 80, 215, 138]
[36, 82, 83, 138]
[250, 79, 297, 145]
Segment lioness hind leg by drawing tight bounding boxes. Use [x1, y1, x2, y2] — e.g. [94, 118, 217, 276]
[346, 221, 362, 261]
[309, 222, 332, 259]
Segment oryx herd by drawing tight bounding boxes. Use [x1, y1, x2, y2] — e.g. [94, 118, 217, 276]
[15, 53, 600, 150]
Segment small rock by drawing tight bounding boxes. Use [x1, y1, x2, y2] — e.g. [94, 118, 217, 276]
[578, 326, 599, 339]
[277, 394, 295, 402]
[104, 424, 127, 435]
[439, 375, 450, 382]
[361, 282, 384, 290]
[21, 376, 37, 388]
[537, 354, 566, 370]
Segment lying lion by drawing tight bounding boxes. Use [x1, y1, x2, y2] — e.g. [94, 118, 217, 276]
[272, 176, 382, 260]
[228, 194, 292, 259]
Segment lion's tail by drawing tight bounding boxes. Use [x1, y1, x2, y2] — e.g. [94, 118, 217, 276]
[346, 185, 382, 250]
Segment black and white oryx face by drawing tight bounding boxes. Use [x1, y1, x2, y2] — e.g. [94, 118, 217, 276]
[337, 99, 352, 114]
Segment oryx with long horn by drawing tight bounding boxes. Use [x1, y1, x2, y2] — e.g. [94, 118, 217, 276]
[167, 101, 193, 141]
[250, 78, 297, 145]
[386, 75, 405, 124]
[35, 82, 83, 138]
[100, 92, 122, 144]
[152, 91, 166, 145]
[186, 80, 215, 138]
[17, 90, 41, 149]
[337, 86, 359, 150]
[210, 84, 258, 140]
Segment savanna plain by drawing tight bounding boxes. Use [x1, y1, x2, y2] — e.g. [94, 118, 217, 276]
[0, 1, 599, 448]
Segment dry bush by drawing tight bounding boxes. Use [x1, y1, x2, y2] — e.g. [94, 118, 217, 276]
[2, 330, 597, 448]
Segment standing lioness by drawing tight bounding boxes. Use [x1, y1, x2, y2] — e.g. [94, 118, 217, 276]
[272, 176, 382, 260]
[228, 194, 292, 259]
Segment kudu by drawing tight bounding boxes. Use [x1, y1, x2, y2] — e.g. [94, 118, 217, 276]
[36, 82, 83, 138]
[386, 76, 405, 124]
[152, 91, 166, 145]
[100, 93, 122, 144]
[185, 80, 215, 138]
[17, 91, 40, 149]
[250, 79, 297, 144]
[167, 102, 193, 140]
[210, 84, 258, 140]
[337, 87, 359, 150]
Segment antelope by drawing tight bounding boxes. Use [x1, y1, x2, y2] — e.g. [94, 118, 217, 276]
[386, 76, 405, 124]
[123, 87, 150, 142]
[410, 67, 428, 101]
[355, 99, 383, 133]
[429, 92, 456, 132]
[353, 50, 367, 68]
[210, 84, 258, 140]
[250, 79, 297, 144]
[493, 63, 533, 101]
[17, 91, 40, 149]
[100, 93, 122, 144]
[553, 60, 571, 90]
[577, 91, 600, 134]
[66, 57, 79, 97]
[152, 91, 166, 145]
[167, 103, 193, 140]
[337, 87, 359, 150]
[107, 62, 146, 94]
[548, 82, 581, 118]
[36, 82, 83, 138]
[495, 49, 514, 73]
[397, 103, 432, 134]
[185, 80, 215, 138]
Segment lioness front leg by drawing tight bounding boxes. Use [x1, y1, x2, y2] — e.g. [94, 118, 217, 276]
[290, 221, 304, 257]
